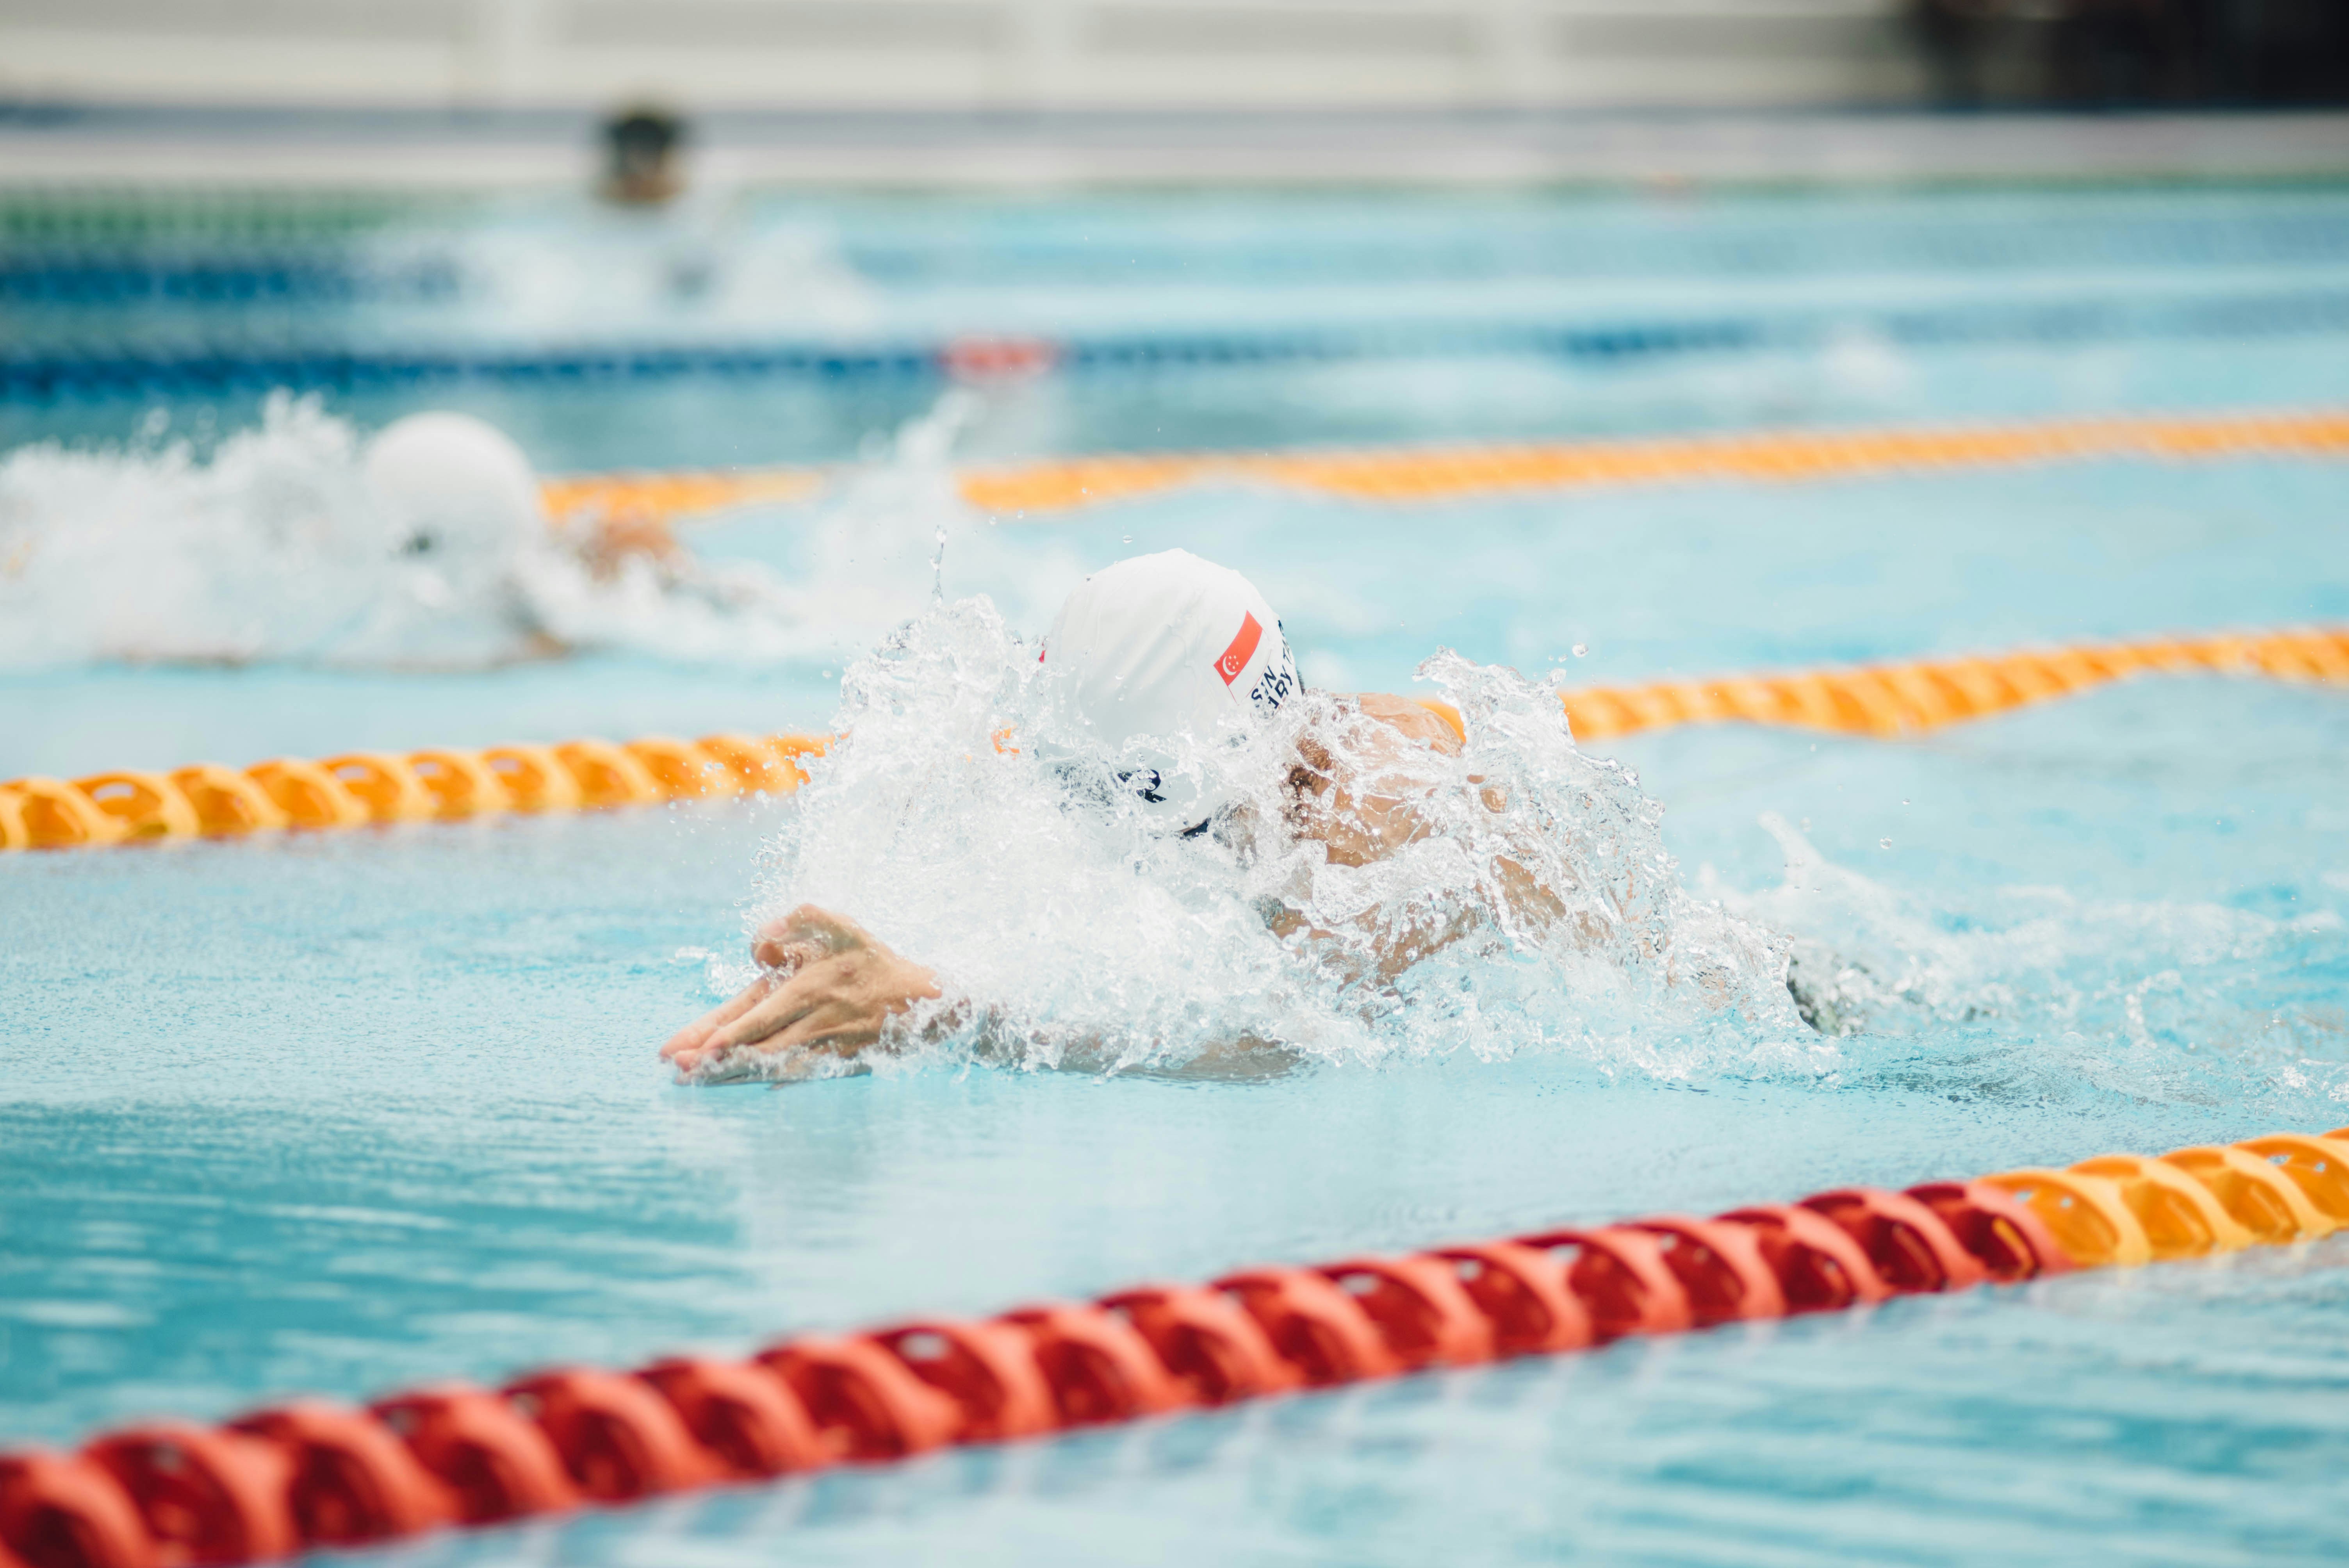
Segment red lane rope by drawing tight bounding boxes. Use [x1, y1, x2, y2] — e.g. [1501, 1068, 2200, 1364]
[5, 1128, 2345, 1566]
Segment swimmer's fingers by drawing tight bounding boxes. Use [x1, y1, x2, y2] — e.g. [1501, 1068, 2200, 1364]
[702, 948, 941, 1058]
[660, 975, 774, 1064]
[668, 1005, 839, 1081]
[756, 979, 924, 1059]
[701, 971, 832, 1054]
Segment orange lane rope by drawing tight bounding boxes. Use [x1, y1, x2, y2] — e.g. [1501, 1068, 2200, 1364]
[6, 627, 2346, 854]
[1556, 624, 2349, 744]
[4, 1127, 2344, 1568]
[540, 408, 2349, 523]
[0, 734, 829, 853]
[957, 408, 2349, 515]
[535, 408, 2349, 524]
[538, 467, 824, 523]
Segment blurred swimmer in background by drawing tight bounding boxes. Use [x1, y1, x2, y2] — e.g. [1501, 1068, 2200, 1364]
[599, 107, 689, 207]
[369, 410, 688, 600]
[661, 549, 1690, 1079]
[0, 401, 791, 669]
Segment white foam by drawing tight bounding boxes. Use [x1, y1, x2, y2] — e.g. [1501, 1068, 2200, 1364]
[700, 595, 1819, 1084]
[0, 392, 1002, 671]
[1706, 814, 2349, 1109]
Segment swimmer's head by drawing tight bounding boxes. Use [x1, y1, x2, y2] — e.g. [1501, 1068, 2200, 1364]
[362, 412, 541, 574]
[601, 106, 687, 205]
[1039, 549, 1299, 827]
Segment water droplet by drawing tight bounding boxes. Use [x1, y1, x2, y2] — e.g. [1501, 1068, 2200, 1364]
[1572, 643, 1588, 657]
[1122, 535, 1134, 544]
[1901, 798, 1910, 806]
[1879, 837, 1892, 849]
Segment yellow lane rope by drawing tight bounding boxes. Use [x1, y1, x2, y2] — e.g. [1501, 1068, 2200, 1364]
[1556, 625, 2349, 743]
[959, 409, 2349, 514]
[0, 734, 829, 852]
[6, 625, 2344, 853]
[538, 409, 2349, 523]
[539, 467, 824, 522]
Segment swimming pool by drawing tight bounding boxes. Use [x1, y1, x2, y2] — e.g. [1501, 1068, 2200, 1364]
[6, 180, 2349, 1565]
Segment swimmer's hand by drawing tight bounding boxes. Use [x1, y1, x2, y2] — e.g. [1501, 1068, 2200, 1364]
[660, 905, 941, 1081]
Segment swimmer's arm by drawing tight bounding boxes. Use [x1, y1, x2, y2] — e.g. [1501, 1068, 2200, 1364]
[663, 910, 1292, 1083]
[1283, 696, 1573, 976]
[1349, 693, 1463, 755]
[661, 905, 943, 1080]
[1357, 695, 1576, 941]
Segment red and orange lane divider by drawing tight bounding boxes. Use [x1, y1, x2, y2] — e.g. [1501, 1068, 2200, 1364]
[539, 408, 2349, 525]
[0, 734, 829, 853]
[3, 1128, 2344, 1568]
[1558, 624, 2349, 743]
[7, 626, 2347, 854]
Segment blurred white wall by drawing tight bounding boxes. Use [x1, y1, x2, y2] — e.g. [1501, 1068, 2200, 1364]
[0, 0, 1926, 111]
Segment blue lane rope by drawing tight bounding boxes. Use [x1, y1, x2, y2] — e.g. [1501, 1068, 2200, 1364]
[11, 205, 2349, 301]
[6, 290, 2349, 403]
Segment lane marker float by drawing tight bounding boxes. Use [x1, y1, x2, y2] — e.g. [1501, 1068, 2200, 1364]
[542, 407, 2349, 524]
[1555, 624, 2349, 743]
[0, 735, 825, 853]
[3, 1128, 2344, 1567]
[5, 626, 2345, 854]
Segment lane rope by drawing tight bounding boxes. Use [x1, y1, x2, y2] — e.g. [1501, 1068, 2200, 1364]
[1555, 624, 2349, 743]
[14, 286, 2349, 403]
[0, 735, 826, 853]
[540, 407, 2349, 523]
[3, 1127, 2344, 1567]
[5, 625, 2345, 855]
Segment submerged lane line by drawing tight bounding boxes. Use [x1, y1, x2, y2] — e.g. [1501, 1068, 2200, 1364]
[4, 626, 2345, 852]
[540, 407, 2349, 523]
[4, 1128, 2345, 1566]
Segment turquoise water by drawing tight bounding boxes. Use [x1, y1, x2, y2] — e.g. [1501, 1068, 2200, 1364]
[12, 183, 2349, 466]
[6, 183, 2349, 1564]
[7, 455, 2347, 779]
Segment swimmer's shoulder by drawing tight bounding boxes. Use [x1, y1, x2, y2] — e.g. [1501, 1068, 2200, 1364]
[1346, 692, 1465, 755]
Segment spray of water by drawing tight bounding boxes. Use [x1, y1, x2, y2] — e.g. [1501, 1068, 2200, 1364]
[1707, 815, 2349, 1114]
[695, 593, 1821, 1085]
[0, 393, 974, 671]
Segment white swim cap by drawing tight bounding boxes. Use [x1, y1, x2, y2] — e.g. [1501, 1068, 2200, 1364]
[1040, 549, 1299, 823]
[362, 412, 541, 568]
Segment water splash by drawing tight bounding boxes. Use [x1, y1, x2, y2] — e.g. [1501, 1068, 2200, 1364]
[358, 198, 883, 344]
[0, 393, 981, 672]
[1709, 814, 2349, 1115]
[699, 596, 1820, 1085]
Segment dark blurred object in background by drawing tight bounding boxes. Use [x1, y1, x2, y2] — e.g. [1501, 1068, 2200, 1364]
[1914, 0, 2349, 107]
[601, 106, 686, 205]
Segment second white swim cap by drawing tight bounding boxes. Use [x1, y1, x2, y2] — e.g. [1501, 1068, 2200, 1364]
[362, 411, 541, 567]
[1040, 549, 1298, 820]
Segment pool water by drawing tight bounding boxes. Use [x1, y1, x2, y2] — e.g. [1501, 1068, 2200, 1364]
[6, 181, 2349, 1564]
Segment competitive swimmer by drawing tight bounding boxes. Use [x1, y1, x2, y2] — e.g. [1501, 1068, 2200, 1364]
[360, 409, 798, 665]
[662, 549, 1700, 1082]
[367, 410, 687, 595]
